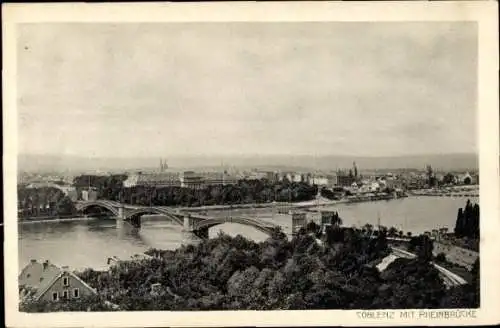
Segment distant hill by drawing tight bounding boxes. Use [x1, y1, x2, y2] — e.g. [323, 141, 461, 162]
[17, 153, 478, 174]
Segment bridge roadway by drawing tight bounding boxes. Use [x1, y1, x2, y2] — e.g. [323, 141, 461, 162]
[369, 236, 467, 288]
[75, 200, 281, 239]
[390, 246, 467, 288]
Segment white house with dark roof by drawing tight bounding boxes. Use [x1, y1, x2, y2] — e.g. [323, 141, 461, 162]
[19, 260, 97, 303]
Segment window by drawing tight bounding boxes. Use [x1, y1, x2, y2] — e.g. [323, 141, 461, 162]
[52, 292, 58, 301]
[63, 277, 69, 286]
[63, 290, 68, 299]
[73, 288, 79, 298]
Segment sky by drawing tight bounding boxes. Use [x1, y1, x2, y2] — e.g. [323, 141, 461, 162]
[17, 22, 478, 159]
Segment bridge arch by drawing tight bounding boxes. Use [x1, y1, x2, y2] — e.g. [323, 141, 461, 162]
[76, 200, 119, 217]
[192, 217, 277, 236]
[124, 207, 184, 227]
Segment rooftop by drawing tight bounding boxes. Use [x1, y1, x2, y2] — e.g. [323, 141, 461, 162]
[18, 259, 97, 301]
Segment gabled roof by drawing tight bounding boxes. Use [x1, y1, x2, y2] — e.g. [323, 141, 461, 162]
[19, 261, 61, 296]
[19, 260, 97, 301]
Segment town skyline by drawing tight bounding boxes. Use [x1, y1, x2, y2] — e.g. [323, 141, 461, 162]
[17, 22, 477, 159]
[18, 152, 478, 174]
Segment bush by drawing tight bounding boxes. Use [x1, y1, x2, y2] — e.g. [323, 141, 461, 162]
[21, 230, 478, 312]
[435, 252, 447, 263]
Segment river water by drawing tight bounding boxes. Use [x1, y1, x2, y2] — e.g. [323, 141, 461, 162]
[18, 196, 477, 272]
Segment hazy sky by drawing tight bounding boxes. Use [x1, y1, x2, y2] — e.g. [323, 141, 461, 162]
[17, 22, 477, 158]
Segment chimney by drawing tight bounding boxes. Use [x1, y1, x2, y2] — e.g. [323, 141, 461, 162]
[43, 260, 49, 270]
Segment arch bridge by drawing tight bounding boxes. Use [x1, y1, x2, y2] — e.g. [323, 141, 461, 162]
[75, 200, 286, 240]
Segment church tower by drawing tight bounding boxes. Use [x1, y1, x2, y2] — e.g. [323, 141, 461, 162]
[159, 158, 168, 171]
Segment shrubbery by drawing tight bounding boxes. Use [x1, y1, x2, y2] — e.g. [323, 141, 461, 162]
[20, 227, 479, 312]
[17, 186, 76, 218]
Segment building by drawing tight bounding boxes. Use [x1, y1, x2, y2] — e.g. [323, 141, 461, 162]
[310, 174, 337, 188]
[337, 171, 356, 187]
[245, 171, 266, 180]
[19, 260, 97, 303]
[292, 173, 303, 183]
[81, 188, 98, 201]
[66, 189, 78, 202]
[460, 172, 474, 185]
[311, 175, 328, 186]
[199, 172, 239, 186]
[336, 162, 359, 187]
[291, 212, 307, 235]
[385, 177, 404, 190]
[181, 171, 205, 189]
[123, 173, 140, 188]
[138, 172, 181, 188]
[123, 171, 182, 188]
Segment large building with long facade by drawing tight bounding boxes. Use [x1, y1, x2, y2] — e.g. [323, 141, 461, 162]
[123, 170, 239, 190]
[123, 172, 181, 188]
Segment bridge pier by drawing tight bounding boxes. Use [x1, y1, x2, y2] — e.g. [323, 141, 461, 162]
[181, 215, 206, 246]
[181, 230, 203, 246]
[183, 214, 194, 231]
[118, 206, 125, 220]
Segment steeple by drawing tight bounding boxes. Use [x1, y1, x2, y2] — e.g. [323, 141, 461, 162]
[159, 158, 168, 171]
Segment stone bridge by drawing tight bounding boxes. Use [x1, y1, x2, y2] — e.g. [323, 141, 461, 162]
[75, 200, 306, 240]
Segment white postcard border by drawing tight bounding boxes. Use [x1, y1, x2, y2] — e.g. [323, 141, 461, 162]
[3, 1, 499, 327]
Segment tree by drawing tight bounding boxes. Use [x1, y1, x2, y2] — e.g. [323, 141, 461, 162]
[443, 173, 455, 185]
[23, 221, 474, 313]
[454, 200, 480, 239]
[408, 235, 434, 262]
[426, 165, 436, 187]
[435, 253, 447, 263]
[388, 227, 399, 237]
[331, 212, 343, 227]
[454, 208, 465, 237]
[363, 224, 374, 236]
[305, 221, 321, 236]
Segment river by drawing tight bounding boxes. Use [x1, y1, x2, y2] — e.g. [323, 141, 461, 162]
[18, 196, 477, 272]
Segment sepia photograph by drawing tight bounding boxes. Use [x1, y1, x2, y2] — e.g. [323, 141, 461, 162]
[3, 2, 499, 327]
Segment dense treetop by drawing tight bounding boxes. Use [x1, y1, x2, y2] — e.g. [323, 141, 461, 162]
[20, 225, 479, 312]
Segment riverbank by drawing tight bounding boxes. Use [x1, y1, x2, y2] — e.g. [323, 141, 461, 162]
[409, 185, 479, 198]
[18, 216, 96, 225]
[176, 196, 407, 213]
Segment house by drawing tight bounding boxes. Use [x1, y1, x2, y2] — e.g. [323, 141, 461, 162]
[19, 260, 97, 303]
[311, 175, 328, 186]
